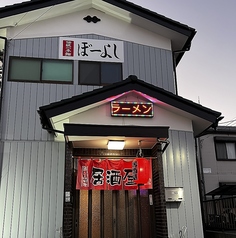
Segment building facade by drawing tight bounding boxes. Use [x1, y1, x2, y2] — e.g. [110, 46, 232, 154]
[0, 0, 222, 237]
[198, 126, 236, 198]
[198, 126, 236, 233]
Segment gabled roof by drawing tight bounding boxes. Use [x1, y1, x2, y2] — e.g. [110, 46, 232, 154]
[0, 0, 196, 64]
[104, 0, 195, 37]
[203, 126, 236, 135]
[38, 75, 221, 137]
[0, 0, 194, 36]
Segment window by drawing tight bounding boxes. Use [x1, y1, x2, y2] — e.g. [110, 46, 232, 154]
[79, 61, 122, 86]
[215, 137, 236, 160]
[10, 57, 41, 81]
[9, 57, 73, 83]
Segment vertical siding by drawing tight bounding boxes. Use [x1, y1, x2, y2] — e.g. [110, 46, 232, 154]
[166, 51, 175, 92]
[161, 49, 170, 91]
[7, 34, 175, 87]
[18, 142, 34, 237]
[0, 143, 12, 237]
[2, 82, 57, 141]
[2, 34, 175, 141]
[27, 83, 39, 140]
[21, 83, 31, 139]
[163, 130, 204, 238]
[0, 141, 65, 238]
[5, 82, 17, 140]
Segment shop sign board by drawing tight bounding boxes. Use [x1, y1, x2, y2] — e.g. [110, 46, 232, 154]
[59, 37, 124, 62]
[111, 101, 153, 117]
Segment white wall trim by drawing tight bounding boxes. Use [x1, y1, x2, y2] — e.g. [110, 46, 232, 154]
[7, 9, 171, 50]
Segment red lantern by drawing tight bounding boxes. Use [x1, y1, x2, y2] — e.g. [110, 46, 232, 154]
[133, 158, 150, 185]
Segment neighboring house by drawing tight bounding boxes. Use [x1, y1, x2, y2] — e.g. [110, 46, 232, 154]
[0, 1, 222, 238]
[197, 126, 236, 232]
[198, 126, 236, 198]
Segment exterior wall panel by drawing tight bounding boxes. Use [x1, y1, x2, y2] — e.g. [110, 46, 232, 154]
[7, 34, 175, 88]
[163, 130, 204, 238]
[2, 34, 175, 141]
[6, 82, 18, 140]
[0, 141, 65, 238]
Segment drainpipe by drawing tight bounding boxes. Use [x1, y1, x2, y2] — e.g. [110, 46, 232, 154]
[197, 137, 207, 199]
[172, 52, 179, 95]
[0, 36, 8, 122]
[172, 48, 190, 96]
[0, 36, 8, 184]
[195, 138, 207, 238]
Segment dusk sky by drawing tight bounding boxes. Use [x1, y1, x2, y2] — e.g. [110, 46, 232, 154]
[1, 0, 236, 124]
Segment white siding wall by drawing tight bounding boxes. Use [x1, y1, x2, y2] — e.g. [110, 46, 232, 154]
[5, 34, 174, 92]
[163, 130, 204, 238]
[0, 141, 65, 238]
[199, 134, 236, 194]
[1, 81, 89, 141]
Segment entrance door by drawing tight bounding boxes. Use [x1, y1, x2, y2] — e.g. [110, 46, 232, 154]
[75, 189, 154, 238]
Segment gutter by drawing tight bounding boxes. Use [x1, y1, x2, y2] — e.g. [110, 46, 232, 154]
[175, 29, 196, 65]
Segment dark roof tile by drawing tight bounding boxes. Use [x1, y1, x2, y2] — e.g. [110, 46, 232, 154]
[38, 75, 221, 134]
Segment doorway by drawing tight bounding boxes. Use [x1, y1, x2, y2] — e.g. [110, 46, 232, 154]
[63, 124, 169, 237]
[74, 184, 154, 238]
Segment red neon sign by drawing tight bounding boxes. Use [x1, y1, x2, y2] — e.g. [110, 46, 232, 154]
[111, 101, 153, 117]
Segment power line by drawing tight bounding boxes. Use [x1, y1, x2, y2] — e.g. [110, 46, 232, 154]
[10, 5, 54, 40]
[219, 118, 236, 126]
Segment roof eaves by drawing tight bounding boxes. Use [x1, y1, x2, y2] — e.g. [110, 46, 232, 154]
[0, 0, 196, 66]
[204, 126, 236, 135]
[129, 79, 221, 122]
[175, 29, 196, 64]
[103, 0, 196, 64]
[38, 75, 221, 130]
[103, 0, 196, 37]
[39, 76, 143, 111]
[0, 0, 195, 38]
